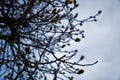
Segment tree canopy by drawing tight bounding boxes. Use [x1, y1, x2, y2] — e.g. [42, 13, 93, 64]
[0, 0, 102, 80]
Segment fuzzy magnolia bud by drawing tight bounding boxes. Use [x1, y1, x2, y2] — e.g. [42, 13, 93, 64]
[80, 55, 85, 60]
[25, 47, 30, 54]
[65, 0, 71, 4]
[98, 10, 102, 14]
[75, 38, 81, 42]
[77, 69, 84, 75]
[61, 45, 66, 48]
[52, 8, 57, 14]
[34, 61, 39, 68]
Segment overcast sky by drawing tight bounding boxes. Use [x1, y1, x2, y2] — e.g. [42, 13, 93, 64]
[69, 0, 120, 80]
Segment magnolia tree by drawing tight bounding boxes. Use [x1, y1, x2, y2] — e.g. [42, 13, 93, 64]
[0, 0, 102, 80]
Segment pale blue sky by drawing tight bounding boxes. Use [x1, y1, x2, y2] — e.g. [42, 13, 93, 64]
[1, 0, 120, 80]
[69, 0, 120, 80]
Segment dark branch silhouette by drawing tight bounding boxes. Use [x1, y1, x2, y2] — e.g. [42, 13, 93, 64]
[0, 0, 102, 80]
